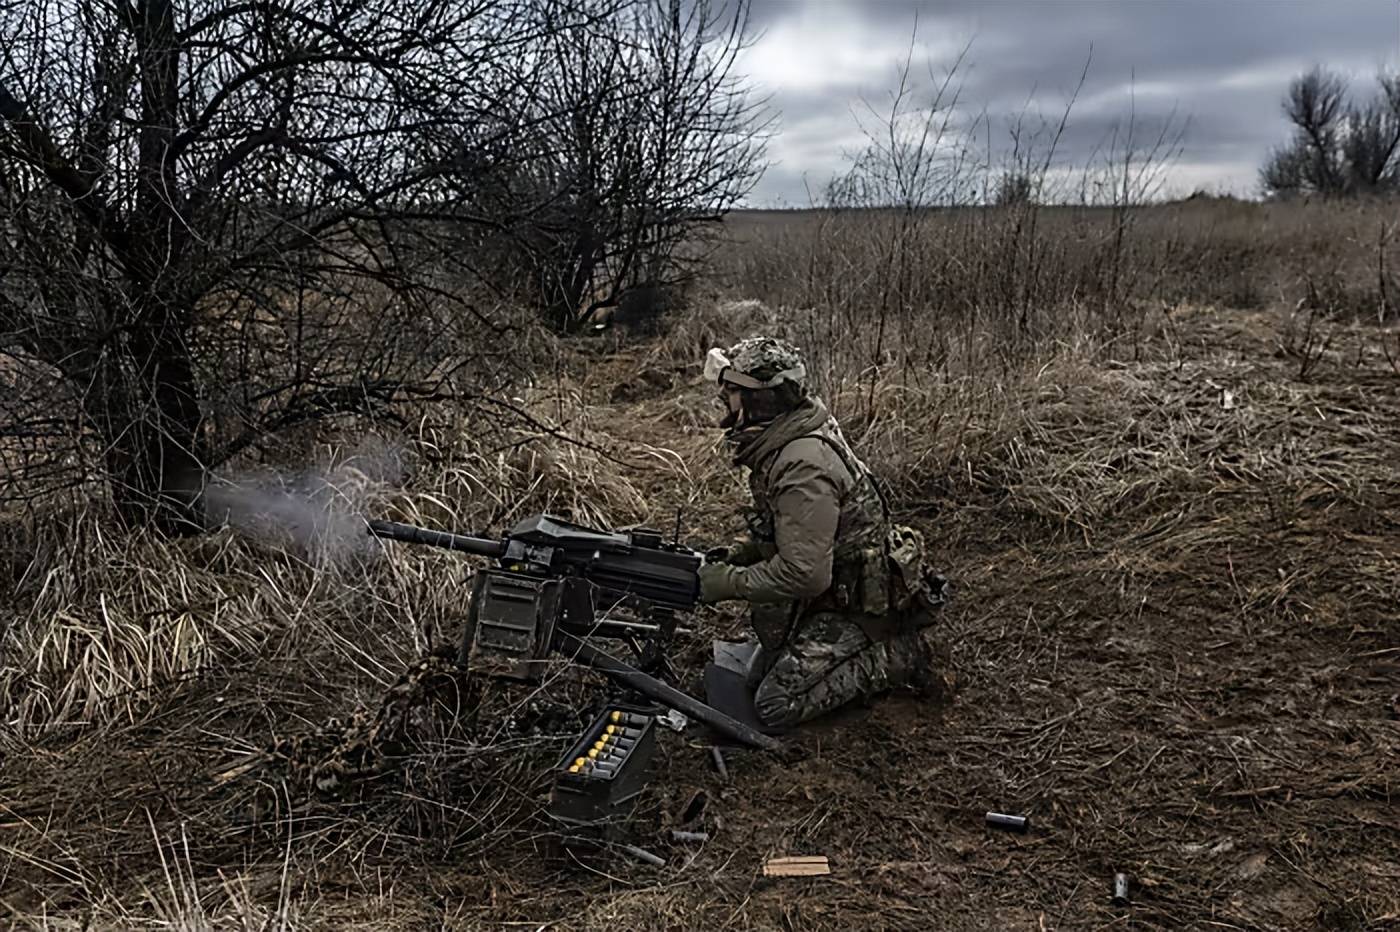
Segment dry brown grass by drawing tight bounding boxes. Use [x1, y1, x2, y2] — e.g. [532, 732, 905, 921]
[3, 199, 1400, 929]
[719, 198, 1400, 330]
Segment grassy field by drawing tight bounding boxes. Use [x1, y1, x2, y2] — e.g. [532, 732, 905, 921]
[2, 198, 1399, 930]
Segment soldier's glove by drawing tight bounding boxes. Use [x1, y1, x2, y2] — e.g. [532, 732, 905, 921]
[698, 562, 743, 604]
[726, 537, 765, 567]
[703, 539, 762, 567]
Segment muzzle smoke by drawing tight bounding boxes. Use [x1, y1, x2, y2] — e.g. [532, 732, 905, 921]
[203, 444, 404, 565]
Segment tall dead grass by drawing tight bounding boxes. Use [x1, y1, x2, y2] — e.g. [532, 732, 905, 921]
[716, 197, 1399, 365]
[6, 195, 1395, 743]
[0, 369, 681, 740]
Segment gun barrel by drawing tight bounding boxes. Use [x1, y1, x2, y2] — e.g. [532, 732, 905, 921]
[366, 519, 508, 559]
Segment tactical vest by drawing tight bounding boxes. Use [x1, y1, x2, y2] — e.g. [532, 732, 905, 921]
[736, 404, 945, 645]
[746, 418, 884, 556]
[743, 415, 894, 619]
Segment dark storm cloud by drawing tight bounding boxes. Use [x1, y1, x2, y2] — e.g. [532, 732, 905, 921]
[739, 0, 1400, 204]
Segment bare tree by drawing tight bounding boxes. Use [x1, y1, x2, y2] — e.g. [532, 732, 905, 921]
[1260, 136, 1310, 195]
[1341, 76, 1400, 192]
[0, 0, 564, 529]
[482, 0, 769, 333]
[1262, 67, 1400, 197]
[819, 31, 979, 407]
[1285, 66, 1348, 193]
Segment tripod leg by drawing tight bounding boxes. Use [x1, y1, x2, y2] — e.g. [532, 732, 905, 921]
[554, 632, 786, 755]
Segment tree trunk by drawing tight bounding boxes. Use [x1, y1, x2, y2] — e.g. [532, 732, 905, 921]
[100, 316, 206, 534]
[103, 0, 203, 533]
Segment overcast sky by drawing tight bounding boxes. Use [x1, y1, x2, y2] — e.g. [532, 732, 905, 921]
[737, 0, 1400, 206]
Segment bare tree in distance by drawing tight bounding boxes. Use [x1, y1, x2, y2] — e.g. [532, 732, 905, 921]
[816, 28, 981, 410]
[993, 171, 1037, 206]
[780, 30, 1188, 414]
[477, 0, 770, 333]
[1078, 79, 1186, 333]
[1262, 66, 1400, 197]
[0, 0, 597, 530]
[1342, 72, 1400, 191]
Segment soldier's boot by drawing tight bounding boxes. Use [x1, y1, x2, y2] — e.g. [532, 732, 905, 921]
[867, 631, 920, 690]
[883, 630, 946, 701]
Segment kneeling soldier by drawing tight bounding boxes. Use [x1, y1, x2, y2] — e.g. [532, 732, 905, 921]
[698, 336, 946, 729]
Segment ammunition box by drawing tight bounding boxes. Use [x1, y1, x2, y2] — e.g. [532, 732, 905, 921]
[549, 705, 656, 837]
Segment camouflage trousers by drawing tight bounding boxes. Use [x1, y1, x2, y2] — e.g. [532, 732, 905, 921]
[751, 613, 925, 730]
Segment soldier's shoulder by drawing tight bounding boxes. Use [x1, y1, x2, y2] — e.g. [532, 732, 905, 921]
[771, 435, 847, 476]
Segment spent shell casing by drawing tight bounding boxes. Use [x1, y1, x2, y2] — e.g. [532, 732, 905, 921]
[1112, 873, 1130, 906]
[619, 844, 665, 867]
[710, 747, 730, 782]
[985, 812, 1030, 833]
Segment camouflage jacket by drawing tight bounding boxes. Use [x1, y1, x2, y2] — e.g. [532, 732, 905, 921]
[706, 397, 912, 643]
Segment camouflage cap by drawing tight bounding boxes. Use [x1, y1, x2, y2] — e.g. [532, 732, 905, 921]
[721, 336, 807, 390]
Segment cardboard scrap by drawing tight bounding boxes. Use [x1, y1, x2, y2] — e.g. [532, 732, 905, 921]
[763, 855, 830, 878]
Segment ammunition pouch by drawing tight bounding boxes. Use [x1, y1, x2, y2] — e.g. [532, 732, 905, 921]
[807, 545, 891, 642]
[824, 546, 886, 613]
[886, 525, 947, 624]
[815, 525, 946, 640]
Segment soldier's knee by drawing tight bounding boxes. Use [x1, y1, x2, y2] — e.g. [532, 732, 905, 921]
[753, 678, 803, 730]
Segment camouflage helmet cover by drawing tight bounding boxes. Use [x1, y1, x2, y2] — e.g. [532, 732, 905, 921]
[709, 335, 807, 390]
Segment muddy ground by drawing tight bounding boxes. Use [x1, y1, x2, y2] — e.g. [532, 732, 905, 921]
[2, 307, 1398, 930]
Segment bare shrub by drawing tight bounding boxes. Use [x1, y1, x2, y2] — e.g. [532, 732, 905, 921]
[711, 42, 1185, 415]
[0, 372, 670, 736]
[469, 0, 769, 334]
[993, 171, 1037, 206]
[1279, 296, 1337, 380]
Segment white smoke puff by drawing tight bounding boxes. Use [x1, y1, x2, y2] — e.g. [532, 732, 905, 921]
[204, 441, 405, 567]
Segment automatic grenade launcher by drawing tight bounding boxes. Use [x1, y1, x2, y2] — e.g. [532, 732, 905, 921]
[366, 513, 782, 753]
